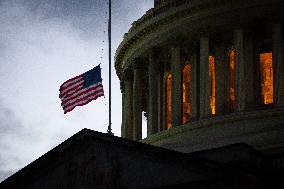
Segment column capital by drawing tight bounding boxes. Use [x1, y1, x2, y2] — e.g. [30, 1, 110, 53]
[120, 81, 125, 93]
[170, 45, 180, 56]
[199, 27, 211, 38]
[149, 47, 161, 59]
[148, 49, 161, 73]
[132, 58, 145, 70]
[170, 36, 186, 48]
[123, 69, 133, 81]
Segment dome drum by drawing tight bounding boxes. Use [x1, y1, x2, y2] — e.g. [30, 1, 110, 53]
[115, 0, 284, 154]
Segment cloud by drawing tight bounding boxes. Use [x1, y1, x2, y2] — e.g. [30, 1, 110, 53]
[0, 0, 106, 182]
[0, 101, 21, 133]
[0, 100, 25, 181]
[0, 170, 14, 183]
[0, 0, 153, 183]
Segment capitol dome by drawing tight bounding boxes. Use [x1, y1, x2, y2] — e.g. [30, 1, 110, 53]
[115, 0, 284, 155]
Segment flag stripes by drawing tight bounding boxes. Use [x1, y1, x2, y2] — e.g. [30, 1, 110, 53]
[59, 65, 104, 114]
[61, 82, 102, 103]
[60, 76, 81, 90]
[62, 84, 103, 108]
[64, 89, 104, 114]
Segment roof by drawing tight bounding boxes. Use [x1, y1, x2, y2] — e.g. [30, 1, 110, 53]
[0, 129, 270, 189]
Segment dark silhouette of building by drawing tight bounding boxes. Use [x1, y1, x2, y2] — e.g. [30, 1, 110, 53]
[1, 129, 284, 189]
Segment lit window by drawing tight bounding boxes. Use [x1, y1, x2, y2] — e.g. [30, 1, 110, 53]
[260, 52, 273, 104]
[209, 56, 216, 115]
[182, 65, 190, 124]
[229, 49, 235, 111]
[166, 74, 172, 129]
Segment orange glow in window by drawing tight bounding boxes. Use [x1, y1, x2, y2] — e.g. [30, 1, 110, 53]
[182, 65, 190, 124]
[209, 56, 216, 115]
[260, 52, 273, 104]
[229, 49, 235, 111]
[166, 74, 172, 129]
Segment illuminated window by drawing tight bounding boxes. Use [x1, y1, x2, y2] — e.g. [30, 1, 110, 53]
[182, 65, 190, 124]
[209, 56, 216, 115]
[229, 49, 235, 111]
[260, 52, 273, 104]
[166, 74, 172, 129]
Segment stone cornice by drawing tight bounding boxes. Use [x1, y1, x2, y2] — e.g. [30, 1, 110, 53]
[141, 108, 284, 145]
[115, 0, 284, 80]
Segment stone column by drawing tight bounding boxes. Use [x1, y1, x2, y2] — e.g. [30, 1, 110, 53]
[254, 43, 261, 107]
[133, 59, 143, 141]
[162, 73, 167, 130]
[244, 34, 255, 110]
[273, 24, 284, 107]
[120, 81, 126, 138]
[234, 29, 245, 112]
[157, 63, 164, 132]
[124, 70, 133, 140]
[148, 49, 159, 135]
[170, 47, 182, 127]
[223, 48, 229, 113]
[199, 37, 210, 117]
[215, 46, 226, 115]
[189, 55, 198, 118]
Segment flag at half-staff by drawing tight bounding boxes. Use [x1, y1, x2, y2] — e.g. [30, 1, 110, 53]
[59, 64, 104, 114]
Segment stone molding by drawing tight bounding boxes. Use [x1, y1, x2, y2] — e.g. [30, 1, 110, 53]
[115, 0, 284, 78]
[115, 0, 284, 80]
[142, 108, 284, 147]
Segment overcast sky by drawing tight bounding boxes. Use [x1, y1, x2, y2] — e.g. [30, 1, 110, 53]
[0, 0, 153, 182]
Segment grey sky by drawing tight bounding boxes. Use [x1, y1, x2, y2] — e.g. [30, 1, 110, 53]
[0, 0, 153, 182]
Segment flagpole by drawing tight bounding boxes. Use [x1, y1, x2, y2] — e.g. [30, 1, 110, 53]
[107, 0, 113, 135]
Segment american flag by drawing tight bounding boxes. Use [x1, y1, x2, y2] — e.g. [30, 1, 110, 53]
[59, 65, 104, 114]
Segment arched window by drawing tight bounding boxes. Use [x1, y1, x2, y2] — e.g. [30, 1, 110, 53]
[182, 64, 190, 124]
[165, 73, 172, 129]
[209, 56, 216, 115]
[260, 52, 273, 104]
[229, 49, 235, 111]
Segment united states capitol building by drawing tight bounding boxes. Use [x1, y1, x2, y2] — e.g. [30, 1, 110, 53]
[117, 0, 284, 155]
[1, 0, 284, 188]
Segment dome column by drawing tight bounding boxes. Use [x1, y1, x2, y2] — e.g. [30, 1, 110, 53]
[170, 46, 182, 127]
[234, 29, 245, 112]
[133, 59, 143, 141]
[273, 24, 284, 107]
[189, 54, 198, 119]
[120, 81, 126, 138]
[157, 59, 164, 131]
[199, 37, 211, 117]
[124, 70, 134, 140]
[148, 49, 160, 135]
[243, 34, 256, 110]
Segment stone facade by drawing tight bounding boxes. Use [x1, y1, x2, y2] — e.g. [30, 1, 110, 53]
[115, 0, 284, 157]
